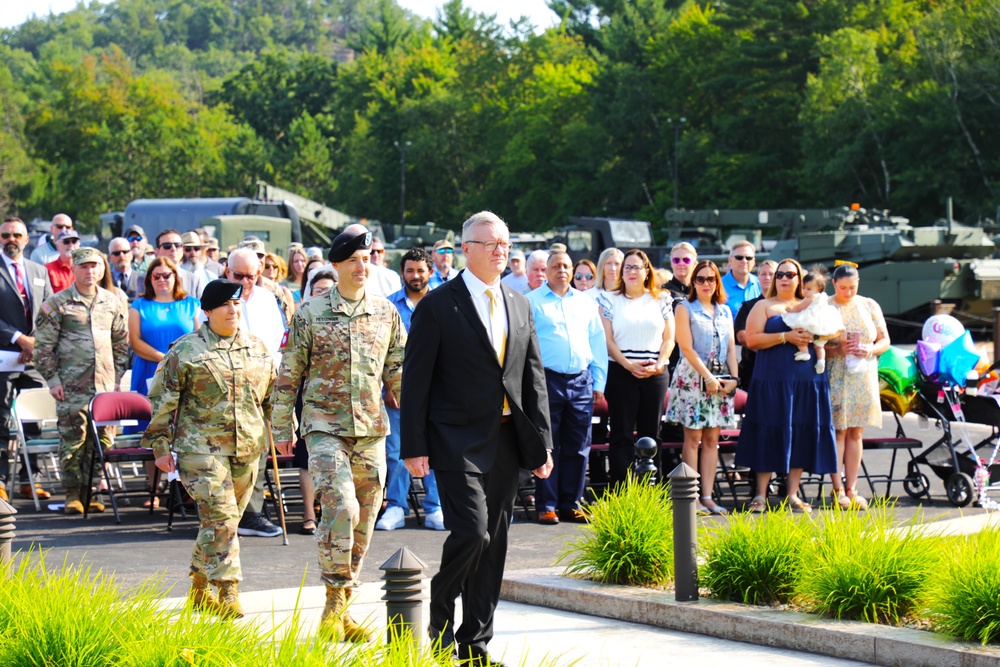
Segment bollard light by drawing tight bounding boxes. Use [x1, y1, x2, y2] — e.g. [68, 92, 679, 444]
[665, 461, 699, 602]
[380, 546, 428, 645]
[0, 496, 16, 577]
[632, 436, 659, 484]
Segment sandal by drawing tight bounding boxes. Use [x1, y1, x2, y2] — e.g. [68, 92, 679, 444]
[786, 495, 812, 513]
[747, 496, 766, 513]
[831, 489, 851, 510]
[846, 488, 869, 511]
[299, 519, 316, 535]
[143, 496, 160, 509]
[700, 496, 729, 516]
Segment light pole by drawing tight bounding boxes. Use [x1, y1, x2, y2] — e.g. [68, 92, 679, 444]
[393, 140, 411, 226]
[667, 117, 687, 210]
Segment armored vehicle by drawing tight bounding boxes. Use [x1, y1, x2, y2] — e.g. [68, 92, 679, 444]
[665, 205, 1000, 332]
[549, 217, 671, 267]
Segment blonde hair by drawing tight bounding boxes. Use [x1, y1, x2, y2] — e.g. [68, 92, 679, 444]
[595, 247, 624, 291]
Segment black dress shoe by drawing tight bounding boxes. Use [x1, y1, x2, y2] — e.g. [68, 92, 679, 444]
[428, 626, 457, 661]
[458, 645, 506, 667]
[558, 508, 589, 523]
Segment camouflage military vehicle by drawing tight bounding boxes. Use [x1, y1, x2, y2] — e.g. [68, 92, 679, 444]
[665, 205, 1000, 333]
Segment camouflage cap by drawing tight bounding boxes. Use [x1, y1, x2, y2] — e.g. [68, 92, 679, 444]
[329, 227, 372, 262]
[238, 238, 266, 256]
[72, 247, 102, 265]
[200, 279, 243, 311]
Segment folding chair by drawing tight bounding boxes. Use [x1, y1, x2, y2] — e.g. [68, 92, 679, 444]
[83, 392, 154, 522]
[9, 388, 61, 511]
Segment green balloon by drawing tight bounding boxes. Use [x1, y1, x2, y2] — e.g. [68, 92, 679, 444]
[878, 346, 919, 394]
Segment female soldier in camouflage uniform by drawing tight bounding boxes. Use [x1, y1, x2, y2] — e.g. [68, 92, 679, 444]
[143, 279, 289, 618]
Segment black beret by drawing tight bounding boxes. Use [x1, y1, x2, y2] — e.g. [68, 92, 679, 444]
[200, 279, 243, 311]
[329, 228, 373, 263]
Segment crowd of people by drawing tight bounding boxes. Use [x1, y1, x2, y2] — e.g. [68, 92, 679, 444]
[0, 210, 892, 663]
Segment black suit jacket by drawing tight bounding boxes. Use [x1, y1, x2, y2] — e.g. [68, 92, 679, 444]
[0, 257, 53, 353]
[400, 271, 552, 474]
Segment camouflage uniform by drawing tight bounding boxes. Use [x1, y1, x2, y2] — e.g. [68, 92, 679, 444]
[33, 285, 129, 490]
[273, 289, 405, 588]
[142, 324, 275, 582]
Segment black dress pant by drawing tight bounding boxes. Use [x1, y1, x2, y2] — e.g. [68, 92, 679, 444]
[605, 361, 670, 486]
[431, 421, 520, 654]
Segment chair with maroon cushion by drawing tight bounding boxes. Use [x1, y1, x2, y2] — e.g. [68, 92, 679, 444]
[83, 392, 155, 523]
[587, 393, 611, 494]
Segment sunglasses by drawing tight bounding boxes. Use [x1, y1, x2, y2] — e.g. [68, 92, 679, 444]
[732, 254, 755, 261]
[110, 250, 130, 256]
[54, 224, 72, 230]
[127, 235, 143, 242]
[264, 264, 277, 270]
[371, 249, 385, 255]
[61, 239, 80, 245]
[150, 272, 174, 281]
[694, 275, 717, 285]
[230, 271, 256, 281]
[774, 271, 798, 280]
[159, 242, 182, 249]
[671, 256, 692, 265]
[1, 232, 25, 240]
[183, 246, 200, 251]
[574, 273, 594, 281]
[436, 248, 454, 255]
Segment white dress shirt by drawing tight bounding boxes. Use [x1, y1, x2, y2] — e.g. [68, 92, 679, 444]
[461, 269, 508, 345]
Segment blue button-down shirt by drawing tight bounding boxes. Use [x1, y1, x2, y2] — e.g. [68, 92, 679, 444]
[387, 288, 417, 332]
[722, 271, 761, 322]
[526, 283, 608, 393]
[428, 267, 458, 290]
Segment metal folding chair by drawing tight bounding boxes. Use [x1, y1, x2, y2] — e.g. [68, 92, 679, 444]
[9, 388, 61, 511]
[83, 392, 154, 522]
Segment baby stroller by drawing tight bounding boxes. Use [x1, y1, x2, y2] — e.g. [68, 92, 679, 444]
[904, 378, 1000, 507]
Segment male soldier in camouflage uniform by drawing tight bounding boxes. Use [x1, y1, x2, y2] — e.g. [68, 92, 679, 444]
[273, 227, 405, 642]
[143, 279, 285, 619]
[34, 247, 129, 514]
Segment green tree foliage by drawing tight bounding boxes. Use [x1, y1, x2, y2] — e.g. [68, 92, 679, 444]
[1, 0, 999, 230]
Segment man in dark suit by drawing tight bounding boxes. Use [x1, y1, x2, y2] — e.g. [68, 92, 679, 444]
[0, 217, 54, 500]
[401, 211, 553, 666]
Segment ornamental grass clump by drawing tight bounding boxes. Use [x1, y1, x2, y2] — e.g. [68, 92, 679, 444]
[701, 508, 813, 606]
[558, 476, 674, 587]
[926, 528, 1000, 644]
[794, 503, 936, 624]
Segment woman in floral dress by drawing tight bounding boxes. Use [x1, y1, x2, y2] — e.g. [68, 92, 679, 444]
[666, 260, 739, 515]
[826, 264, 890, 510]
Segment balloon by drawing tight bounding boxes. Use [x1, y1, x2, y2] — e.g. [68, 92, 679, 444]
[915, 340, 940, 379]
[938, 331, 981, 386]
[880, 388, 922, 417]
[922, 314, 965, 347]
[877, 346, 919, 394]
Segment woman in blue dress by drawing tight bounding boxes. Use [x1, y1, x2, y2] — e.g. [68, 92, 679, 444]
[735, 258, 837, 513]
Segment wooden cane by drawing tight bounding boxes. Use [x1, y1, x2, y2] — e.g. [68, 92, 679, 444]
[266, 426, 290, 546]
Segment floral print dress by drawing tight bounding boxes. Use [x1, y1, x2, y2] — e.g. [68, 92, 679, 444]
[827, 297, 886, 430]
[665, 300, 735, 429]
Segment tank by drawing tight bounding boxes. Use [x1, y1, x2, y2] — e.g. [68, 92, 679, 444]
[664, 205, 1000, 335]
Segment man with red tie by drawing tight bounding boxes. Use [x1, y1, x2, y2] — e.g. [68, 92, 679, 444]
[0, 217, 54, 501]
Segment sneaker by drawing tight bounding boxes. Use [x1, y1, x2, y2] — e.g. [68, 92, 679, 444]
[424, 510, 446, 531]
[815, 359, 826, 374]
[375, 505, 406, 531]
[237, 512, 283, 537]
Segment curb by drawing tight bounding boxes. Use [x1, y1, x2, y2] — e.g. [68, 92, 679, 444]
[501, 568, 1000, 667]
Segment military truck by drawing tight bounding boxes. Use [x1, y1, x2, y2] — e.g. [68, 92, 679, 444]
[549, 217, 671, 267]
[664, 205, 1000, 332]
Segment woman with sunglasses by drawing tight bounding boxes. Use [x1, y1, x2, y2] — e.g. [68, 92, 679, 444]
[735, 258, 837, 513]
[572, 259, 597, 292]
[262, 252, 297, 314]
[597, 249, 675, 486]
[665, 260, 738, 514]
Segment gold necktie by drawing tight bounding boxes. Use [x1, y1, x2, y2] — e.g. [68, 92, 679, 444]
[486, 288, 509, 414]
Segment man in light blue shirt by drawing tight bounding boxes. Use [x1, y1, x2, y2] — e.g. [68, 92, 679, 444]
[526, 251, 608, 524]
[376, 247, 445, 531]
[721, 240, 761, 322]
[428, 239, 459, 289]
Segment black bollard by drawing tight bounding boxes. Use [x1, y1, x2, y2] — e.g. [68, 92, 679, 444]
[632, 436, 659, 484]
[0, 496, 16, 578]
[665, 462, 699, 601]
[380, 546, 428, 644]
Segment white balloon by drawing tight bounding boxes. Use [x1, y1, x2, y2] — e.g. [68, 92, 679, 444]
[922, 314, 965, 347]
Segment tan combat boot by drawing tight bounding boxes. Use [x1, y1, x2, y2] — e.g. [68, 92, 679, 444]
[342, 587, 374, 642]
[87, 493, 106, 513]
[188, 573, 219, 613]
[64, 488, 84, 515]
[215, 581, 244, 619]
[319, 584, 346, 641]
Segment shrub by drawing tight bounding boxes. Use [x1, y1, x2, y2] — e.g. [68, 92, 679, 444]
[558, 476, 674, 587]
[701, 509, 813, 606]
[794, 504, 937, 624]
[926, 529, 1000, 644]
